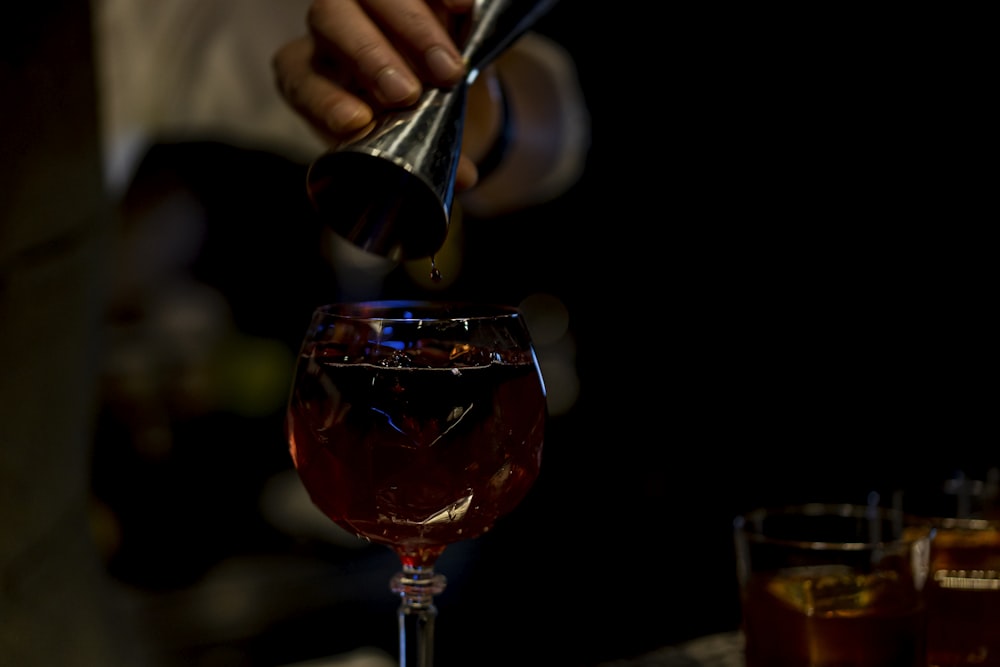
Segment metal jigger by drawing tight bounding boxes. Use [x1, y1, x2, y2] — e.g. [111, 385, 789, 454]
[306, 0, 559, 261]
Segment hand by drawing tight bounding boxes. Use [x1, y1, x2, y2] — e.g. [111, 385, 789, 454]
[273, 0, 486, 189]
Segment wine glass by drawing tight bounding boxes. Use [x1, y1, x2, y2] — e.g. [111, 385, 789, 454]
[285, 300, 547, 666]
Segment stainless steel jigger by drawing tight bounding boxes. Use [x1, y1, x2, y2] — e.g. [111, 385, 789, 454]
[305, 0, 559, 261]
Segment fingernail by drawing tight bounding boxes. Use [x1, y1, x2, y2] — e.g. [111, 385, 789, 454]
[328, 100, 369, 131]
[426, 46, 465, 83]
[375, 67, 419, 104]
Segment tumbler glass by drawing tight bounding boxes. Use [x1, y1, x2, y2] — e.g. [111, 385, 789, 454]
[902, 471, 1000, 667]
[734, 502, 934, 667]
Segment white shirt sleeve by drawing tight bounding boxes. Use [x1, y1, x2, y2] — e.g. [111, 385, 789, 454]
[93, 0, 326, 197]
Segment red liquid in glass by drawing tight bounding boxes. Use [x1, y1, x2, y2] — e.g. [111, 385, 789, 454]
[287, 344, 545, 568]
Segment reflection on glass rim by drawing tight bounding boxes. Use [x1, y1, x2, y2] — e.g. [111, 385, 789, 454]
[736, 503, 935, 550]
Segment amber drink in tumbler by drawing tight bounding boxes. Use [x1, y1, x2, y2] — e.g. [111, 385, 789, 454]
[905, 474, 1000, 666]
[734, 503, 934, 667]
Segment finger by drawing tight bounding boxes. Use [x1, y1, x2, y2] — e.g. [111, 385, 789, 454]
[307, 0, 419, 109]
[440, 0, 475, 11]
[273, 35, 374, 143]
[363, 0, 467, 85]
[308, 0, 466, 105]
[455, 154, 478, 192]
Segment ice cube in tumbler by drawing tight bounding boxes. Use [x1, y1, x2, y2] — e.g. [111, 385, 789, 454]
[767, 565, 894, 616]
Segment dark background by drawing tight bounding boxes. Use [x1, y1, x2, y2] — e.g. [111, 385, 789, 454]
[6, 2, 994, 666]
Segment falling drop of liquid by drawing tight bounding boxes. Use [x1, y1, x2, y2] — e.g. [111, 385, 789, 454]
[429, 256, 442, 283]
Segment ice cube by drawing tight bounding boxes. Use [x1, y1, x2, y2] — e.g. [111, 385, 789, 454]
[768, 565, 895, 615]
[378, 349, 414, 368]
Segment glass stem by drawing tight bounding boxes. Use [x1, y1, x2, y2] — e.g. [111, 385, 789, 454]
[391, 565, 447, 667]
